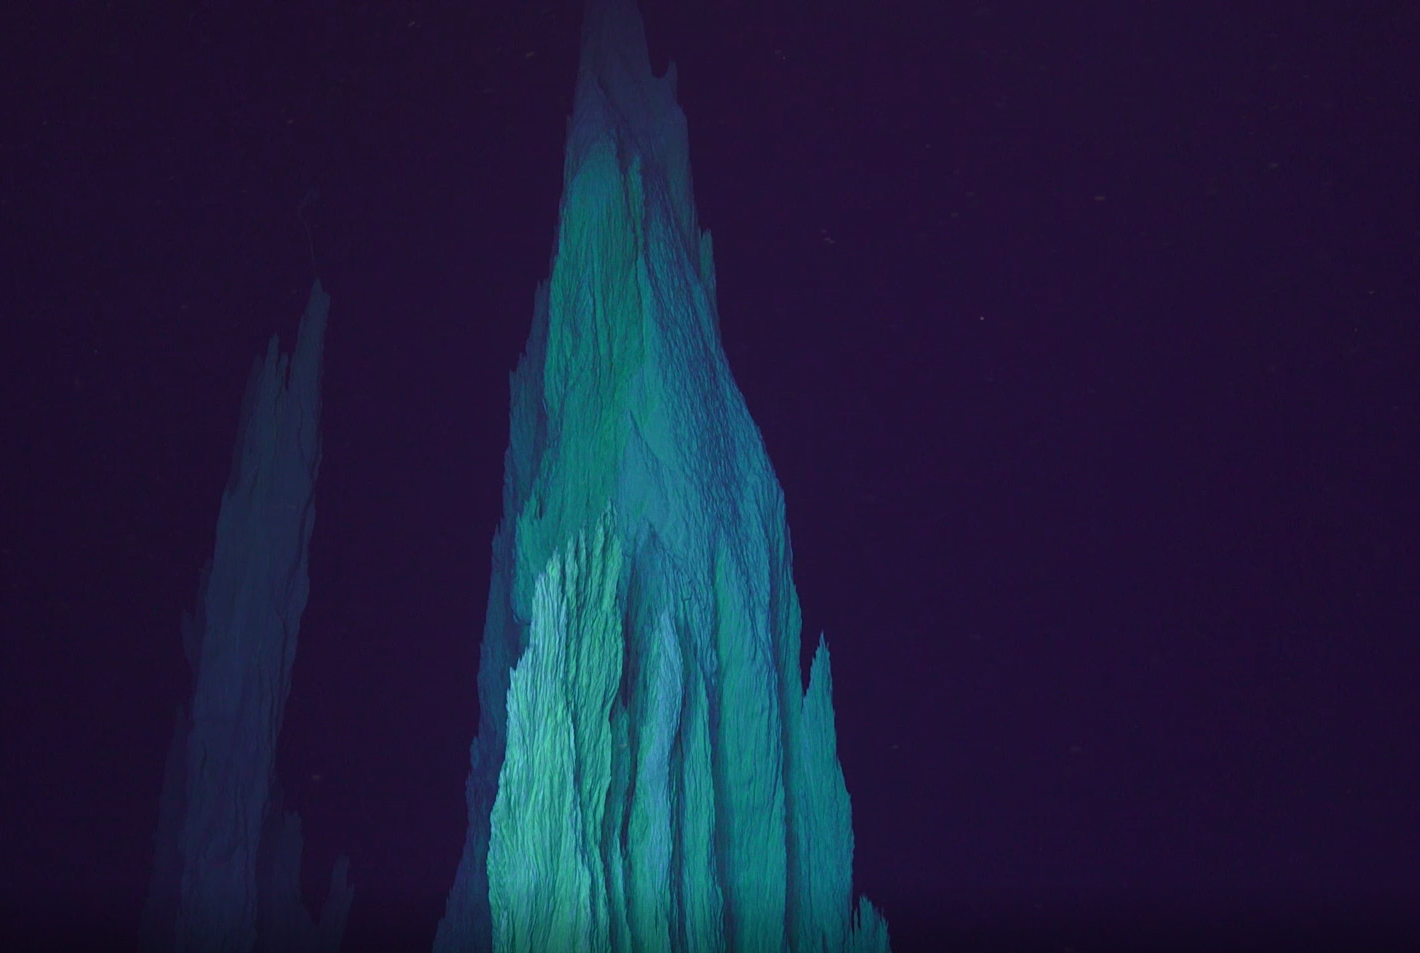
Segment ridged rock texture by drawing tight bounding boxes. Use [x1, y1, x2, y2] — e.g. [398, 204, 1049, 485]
[434, 3, 891, 953]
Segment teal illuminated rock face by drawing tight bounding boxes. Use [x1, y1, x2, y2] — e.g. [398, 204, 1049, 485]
[435, 2, 890, 952]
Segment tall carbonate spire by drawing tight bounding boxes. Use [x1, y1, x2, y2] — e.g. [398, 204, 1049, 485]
[435, 4, 890, 952]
